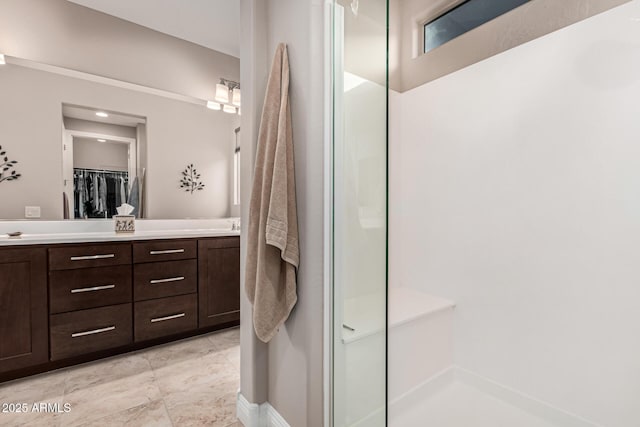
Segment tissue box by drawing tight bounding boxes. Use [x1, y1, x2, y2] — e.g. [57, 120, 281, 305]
[114, 215, 135, 233]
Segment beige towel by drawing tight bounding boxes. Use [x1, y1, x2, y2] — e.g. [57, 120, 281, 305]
[245, 43, 299, 343]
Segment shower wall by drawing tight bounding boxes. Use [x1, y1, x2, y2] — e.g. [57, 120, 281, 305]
[389, 2, 640, 426]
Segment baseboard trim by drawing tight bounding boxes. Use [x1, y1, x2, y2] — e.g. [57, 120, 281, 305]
[237, 392, 261, 427]
[262, 403, 290, 427]
[237, 392, 291, 427]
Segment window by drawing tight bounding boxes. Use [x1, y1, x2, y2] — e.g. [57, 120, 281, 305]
[233, 128, 240, 206]
[424, 0, 530, 54]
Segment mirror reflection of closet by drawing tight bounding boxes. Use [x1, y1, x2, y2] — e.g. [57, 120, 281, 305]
[61, 105, 146, 219]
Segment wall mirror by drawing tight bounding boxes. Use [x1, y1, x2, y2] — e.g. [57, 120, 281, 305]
[62, 105, 144, 219]
[0, 0, 241, 220]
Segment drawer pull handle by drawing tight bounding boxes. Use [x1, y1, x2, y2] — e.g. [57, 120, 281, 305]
[151, 313, 186, 323]
[70, 254, 115, 261]
[149, 249, 185, 255]
[150, 276, 185, 284]
[71, 284, 115, 294]
[71, 326, 116, 338]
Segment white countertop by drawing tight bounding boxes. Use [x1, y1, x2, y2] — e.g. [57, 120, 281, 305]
[0, 218, 240, 246]
[0, 229, 239, 246]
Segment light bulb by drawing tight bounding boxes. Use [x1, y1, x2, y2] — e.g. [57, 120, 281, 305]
[231, 88, 241, 107]
[0, 54, 5, 65]
[95, 111, 109, 118]
[215, 83, 229, 103]
[223, 105, 236, 114]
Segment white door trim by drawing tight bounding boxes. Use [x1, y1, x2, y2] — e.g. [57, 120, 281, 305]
[64, 130, 137, 185]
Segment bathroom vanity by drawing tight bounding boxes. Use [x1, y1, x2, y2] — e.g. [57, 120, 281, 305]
[0, 229, 240, 382]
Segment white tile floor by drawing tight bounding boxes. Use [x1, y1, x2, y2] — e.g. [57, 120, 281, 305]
[0, 327, 243, 427]
[390, 378, 560, 427]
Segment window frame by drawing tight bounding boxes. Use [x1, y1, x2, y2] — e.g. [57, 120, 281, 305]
[422, 0, 531, 55]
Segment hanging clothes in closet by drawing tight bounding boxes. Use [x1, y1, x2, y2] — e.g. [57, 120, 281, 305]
[73, 168, 129, 219]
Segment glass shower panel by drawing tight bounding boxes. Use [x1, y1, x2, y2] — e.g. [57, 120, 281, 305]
[332, 0, 388, 426]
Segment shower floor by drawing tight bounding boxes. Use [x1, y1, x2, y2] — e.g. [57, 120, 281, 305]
[390, 376, 560, 427]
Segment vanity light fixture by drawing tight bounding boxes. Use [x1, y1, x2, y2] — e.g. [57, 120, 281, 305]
[97, 139, 107, 142]
[210, 79, 241, 114]
[207, 101, 221, 110]
[232, 88, 241, 107]
[95, 111, 109, 118]
[215, 78, 240, 107]
[0, 54, 5, 65]
[215, 82, 230, 104]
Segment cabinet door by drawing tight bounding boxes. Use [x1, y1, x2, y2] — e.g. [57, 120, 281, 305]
[0, 248, 48, 373]
[198, 238, 240, 328]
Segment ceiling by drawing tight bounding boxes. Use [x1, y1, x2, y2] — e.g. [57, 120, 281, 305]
[67, 0, 241, 58]
[63, 105, 146, 127]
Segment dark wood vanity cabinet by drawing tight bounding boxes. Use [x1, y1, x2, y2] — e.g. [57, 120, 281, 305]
[0, 248, 48, 373]
[133, 240, 200, 342]
[198, 238, 241, 328]
[50, 304, 133, 360]
[0, 235, 239, 381]
[47, 243, 134, 360]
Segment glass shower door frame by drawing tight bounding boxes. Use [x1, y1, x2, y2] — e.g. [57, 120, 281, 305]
[328, 1, 389, 426]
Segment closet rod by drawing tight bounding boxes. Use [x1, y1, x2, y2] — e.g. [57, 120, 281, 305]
[73, 168, 129, 174]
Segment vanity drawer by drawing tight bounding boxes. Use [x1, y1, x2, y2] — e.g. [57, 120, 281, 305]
[133, 240, 197, 264]
[134, 260, 197, 301]
[49, 244, 131, 271]
[49, 265, 132, 314]
[134, 294, 197, 342]
[50, 303, 132, 360]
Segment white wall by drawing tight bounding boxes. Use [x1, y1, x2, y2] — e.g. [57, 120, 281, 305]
[334, 65, 387, 427]
[64, 118, 137, 139]
[238, 0, 326, 426]
[239, 0, 269, 407]
[390, 2, 640, 426]
[67, 119, 136, 173]
[264, 1, 326, 426]
[0, 64, 236, 219]
[73, 139, 129, 172]
[0, 0, 239, 100]
[338, 81, 387, 301]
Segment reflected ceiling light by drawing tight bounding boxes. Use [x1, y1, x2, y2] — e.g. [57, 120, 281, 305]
[97, 139, 107, 142]
[231, 88, 241, 107]
[223, 105, 236, 114]
[207, 101, 221, 110]
[95, 111, 109, 118]
[237, 107, 241, 116]
[0, 54, 5, 65]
